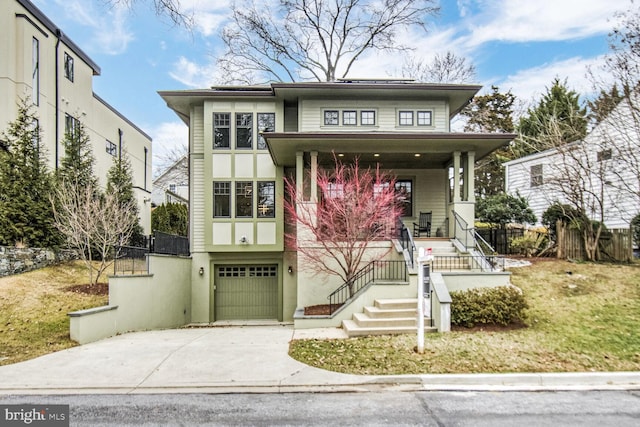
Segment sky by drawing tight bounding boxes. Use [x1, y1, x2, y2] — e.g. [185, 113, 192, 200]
[30, 0, 631, 175]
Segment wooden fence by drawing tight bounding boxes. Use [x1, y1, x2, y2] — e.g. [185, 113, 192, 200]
[556, 222, 633, 262]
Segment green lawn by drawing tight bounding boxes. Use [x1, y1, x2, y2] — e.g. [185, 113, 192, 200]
[289, 259, 640, 374]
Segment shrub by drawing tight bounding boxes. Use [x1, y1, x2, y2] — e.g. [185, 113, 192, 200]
[450, 286, 528, 328]
[631, 213, 640, 250]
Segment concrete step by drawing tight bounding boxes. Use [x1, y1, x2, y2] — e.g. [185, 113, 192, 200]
[374, 298, 417, 310]
[364, 306, 416, 319]
[342, 319, 437, 337]
[352, 312, 416, 328]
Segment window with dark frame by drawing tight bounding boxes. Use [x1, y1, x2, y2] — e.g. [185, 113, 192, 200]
[417, 111, 432, 126]
[530, 164, 543, 187]
[342, 110, 357, 125]
[257, 113, 275, 149]
[361, 110, 375, 126]
[236, 113, 253, 149]
[213, 182, 231, 217]
[395, 180, 413, 217]
[213, 113, 230, 148]
[32, 38, 39, 106]
[597, 149, 612, 161]
[257, 181, 275, 218]
[235, 181, 253, 217]
[65, 114, 79, 137]
[64, 52, 74, 82]
[106, 140, 117, 156]
[324, 110, 339, 125]
[399, 111, 414, 126]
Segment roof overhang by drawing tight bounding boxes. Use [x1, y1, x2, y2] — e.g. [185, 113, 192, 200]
[264, 132, 515, 169]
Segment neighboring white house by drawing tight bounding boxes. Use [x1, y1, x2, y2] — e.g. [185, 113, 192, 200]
[1, 0, 153, 233]
[152, 156, 189, 207]
[504, 97, 640, 229]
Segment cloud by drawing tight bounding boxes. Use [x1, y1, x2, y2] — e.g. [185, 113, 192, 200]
[459, 0, 621, 47]
[493, 55, 610, 105]
[179, 0, 234, 36]
[169, 56, 223, 88]
[52, 0, 133, 55]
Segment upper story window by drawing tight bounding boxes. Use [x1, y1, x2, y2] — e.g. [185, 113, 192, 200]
[236, 113, 253, 149]
[258, 181, 275, 218]
[214, 113, 230, 149]
[213, 181, 231, 217]
[236, 181, 253, 217]
[64, 53, 74, 82]
[530, 164, 543, 187]
[106, 140, 117, 156]
[342, 111, 357, 126]
[169, 184, 177, 193]
[257, 113, 275, 149]
[361, 110, 376, 126]
[399, 111, 414, 126]
[65, 114, 79, 137]
[324, 110, 339, 126]
[32, 38, 39, 105]
[417, 111, 432, 126]
[597, 149, 612, 161]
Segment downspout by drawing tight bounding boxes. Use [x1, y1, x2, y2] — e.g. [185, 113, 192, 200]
[55, 29, 61, 169]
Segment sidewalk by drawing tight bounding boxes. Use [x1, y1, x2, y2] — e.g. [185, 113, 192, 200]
[0, 325, 638, 395]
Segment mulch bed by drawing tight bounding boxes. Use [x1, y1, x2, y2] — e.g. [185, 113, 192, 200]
[64, 283, 109, 296]
[304, 304, 339, 315]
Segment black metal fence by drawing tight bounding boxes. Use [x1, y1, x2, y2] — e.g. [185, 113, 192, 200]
[475, 228, 525, 255]
[114, 231, 189, 275]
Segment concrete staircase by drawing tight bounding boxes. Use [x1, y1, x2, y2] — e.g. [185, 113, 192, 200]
[414, 238, 472, 271]
[342, 298, 437, 337]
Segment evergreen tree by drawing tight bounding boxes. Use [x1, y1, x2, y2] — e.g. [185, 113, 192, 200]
[461, 86, 517, 197]
[588, 84, 624, 124]
[106, 150, 145, 246]
[152, 203, 188, 237]
[0, 98, 60, 247]
[515, 78, 588, 156]
[56, 119, 98, 189]
[476, 193, 537, 228]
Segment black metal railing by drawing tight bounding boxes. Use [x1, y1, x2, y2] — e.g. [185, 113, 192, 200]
[151, 230, 190, 256]
[327, 260, 408, 315]
[113, 245, 149, 275]
[397, 219, 415, 268]
[431, 255, 505, 272]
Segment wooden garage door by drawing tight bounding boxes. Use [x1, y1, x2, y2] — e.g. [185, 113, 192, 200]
[215, 265, 278, 320]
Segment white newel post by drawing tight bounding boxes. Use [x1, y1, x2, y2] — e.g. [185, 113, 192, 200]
[416, 247, 433, 353]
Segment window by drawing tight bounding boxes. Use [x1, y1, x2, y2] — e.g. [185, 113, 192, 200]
[324, 110, 339, 125]
[395, 180, 412, 217]
[213, 182, 231, 217]
[399, 111, 414, 126]
[236, 113, 253, 149]
[235, 181, 253, 217]
[530, 164, 543, 187]
[257, 181, 275, 218]
[106, 140, 117, 156]
[361, 110, 375, 126]
[65, 114, 79, 137]
[32, 38, 39, 105]
[64, 53, 74, 82]
[417, 111, 432, 126]
[342, 111, 357, 125]
[597, 149, 612, 161]
[257, 113, 275, 149]
[213, 113, 230, 148]
[169, 184, 177, 193]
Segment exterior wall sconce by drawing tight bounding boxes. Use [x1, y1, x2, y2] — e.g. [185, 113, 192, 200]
[288, 266, 293, 274]
[198, 267, 204, 275]
[239, 236, 248, 244]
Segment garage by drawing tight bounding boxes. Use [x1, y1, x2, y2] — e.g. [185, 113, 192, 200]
[214, 265, 279, 320]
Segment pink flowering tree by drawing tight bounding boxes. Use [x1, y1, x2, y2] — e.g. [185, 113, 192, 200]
[284, 157, 403, 297]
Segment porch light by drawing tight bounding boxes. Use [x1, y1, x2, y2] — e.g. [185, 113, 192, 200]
[288, 266, 293, 274]
[198, 267, 204, 275]
[338, 153, 344, 157]
[373, 153, 380, 157]
[414, 153, 421, 157]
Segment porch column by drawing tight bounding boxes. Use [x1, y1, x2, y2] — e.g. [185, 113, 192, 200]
[453, 151, 461, 202]
[310, 151, 318, 202]
[296, 151, 304, 201]
[466, 151, 476, 202]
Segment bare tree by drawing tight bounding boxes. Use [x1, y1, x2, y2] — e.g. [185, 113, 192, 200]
[401, 51, 477, 83]
[52, 180, 137, 285]
[218, 0, 439, 83]
[103, 0, 193, 27]
[284, 157, 402, 296]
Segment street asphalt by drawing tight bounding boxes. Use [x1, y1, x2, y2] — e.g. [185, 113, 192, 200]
[0, 325, 638, 395]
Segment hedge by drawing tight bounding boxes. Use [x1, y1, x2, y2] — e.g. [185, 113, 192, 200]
[450, 286, 528, 328]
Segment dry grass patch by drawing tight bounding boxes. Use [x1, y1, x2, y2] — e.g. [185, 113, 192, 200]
[0, 261, 108, 366]
[289, 259, 640, 374]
